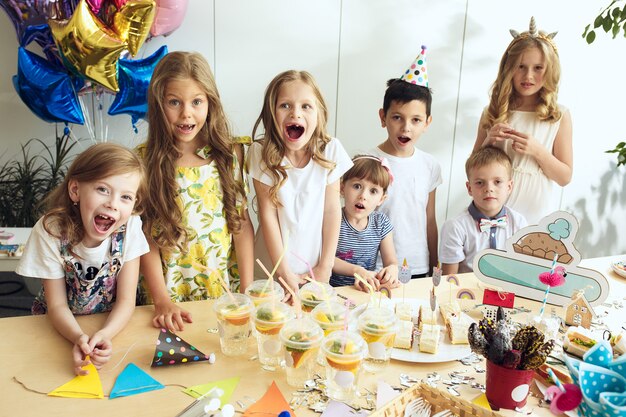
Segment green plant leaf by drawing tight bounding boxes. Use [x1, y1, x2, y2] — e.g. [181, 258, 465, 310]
[595, 14, 605, 28]
[603, 15, 614, 32]
[586, 30, 597, 43]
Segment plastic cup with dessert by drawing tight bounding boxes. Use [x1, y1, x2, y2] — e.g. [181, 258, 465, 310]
[357, 306, 398, 373]
[245, 279, 285, 307]
[298, 281, 336, 313]
[254, 300, 294, 371]
[280, 316, 324, 387]
[213, 293, 254, 357]
[321, 330, 367, 402]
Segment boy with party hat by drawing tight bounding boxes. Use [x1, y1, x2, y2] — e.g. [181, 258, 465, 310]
[370, 46, 441, 278]
[439, 146, 527, 274]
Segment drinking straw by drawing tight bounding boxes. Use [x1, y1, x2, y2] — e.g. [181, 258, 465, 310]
[291, 251, 316, 281]
[353, 273, 375, 295]
[547, 368, 566, 392]
[303, 276, 330, 301]
[278, 276, 302, 318]
[261, 237, 289, 294]
[539, 254, 560, 317]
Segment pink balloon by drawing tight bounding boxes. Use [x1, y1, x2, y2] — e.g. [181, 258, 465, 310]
[150, 0, 188, 37]
[86, 0, 104, 13]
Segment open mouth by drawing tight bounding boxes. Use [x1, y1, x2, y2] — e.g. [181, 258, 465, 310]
[177, 124, 195, 133]
[286, 124, 305, 140]
[94, 214, 116, 233]
[355, 203, 365, 210]
[398, 136, 411, 144]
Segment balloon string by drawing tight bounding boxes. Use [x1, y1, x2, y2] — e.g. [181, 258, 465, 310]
[78, 95, 96, 143]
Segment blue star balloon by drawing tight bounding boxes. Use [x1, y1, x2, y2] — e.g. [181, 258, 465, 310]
[108, 45, 168, 126]
[13, 47, 84, 124]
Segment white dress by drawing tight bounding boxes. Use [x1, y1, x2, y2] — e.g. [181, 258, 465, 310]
[248, 138, 353, 275]
[494, 106, 566, 225]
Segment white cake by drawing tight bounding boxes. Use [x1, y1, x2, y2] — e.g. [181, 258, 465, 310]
[419, 324, 440, 354]
[395, 302, 413, 322]
[446, 314, 471, 344]
[418, 305, 437, 330]
[394, 320, 414, 349]
[439, 301, 461, 325]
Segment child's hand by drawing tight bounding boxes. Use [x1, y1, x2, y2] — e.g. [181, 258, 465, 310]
[153, 300, 193, 332]
[507, 129, 542, 159]
[485, 123, 512, 146]
[72, 334, 92, 375]
[87, 331, 112, 369]
[311, 264, 332, 283]
[377, 265, 400, 288]
[353, 267, 379, 293]
[279, 272, 305, 303]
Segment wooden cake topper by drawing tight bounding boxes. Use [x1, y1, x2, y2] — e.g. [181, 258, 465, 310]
[473, 211, 609, 306]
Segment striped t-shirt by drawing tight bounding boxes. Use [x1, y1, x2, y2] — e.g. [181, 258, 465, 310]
[330, 210, 393, 287]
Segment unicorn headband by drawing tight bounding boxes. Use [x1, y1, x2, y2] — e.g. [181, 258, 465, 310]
[351, 155, 394, 184]
[508, 16, 558, 55]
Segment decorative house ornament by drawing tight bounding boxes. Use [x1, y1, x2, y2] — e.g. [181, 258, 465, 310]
[565, 290, 596, 329]
[473, 211, 609, 307]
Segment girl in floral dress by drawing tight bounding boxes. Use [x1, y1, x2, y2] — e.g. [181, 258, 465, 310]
[139, 52, 254, 332]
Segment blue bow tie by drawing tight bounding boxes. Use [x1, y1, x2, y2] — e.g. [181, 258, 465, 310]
[479, 216, 507, 232]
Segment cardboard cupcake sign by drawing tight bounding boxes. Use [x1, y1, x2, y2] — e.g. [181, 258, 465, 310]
[151, 328, 211, 367]
[473, 211, 609, 306]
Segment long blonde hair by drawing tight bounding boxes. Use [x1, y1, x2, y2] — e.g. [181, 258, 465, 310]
[251, 70, 335, 207]
[482, 37, 561, 131]
[42, 143, 146, 253]
[143, 51, 246, 252]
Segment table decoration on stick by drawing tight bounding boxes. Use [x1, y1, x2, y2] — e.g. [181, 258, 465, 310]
[473, 211, 609, 306]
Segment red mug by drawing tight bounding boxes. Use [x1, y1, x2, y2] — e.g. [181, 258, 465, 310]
[485, 360, 534, 410]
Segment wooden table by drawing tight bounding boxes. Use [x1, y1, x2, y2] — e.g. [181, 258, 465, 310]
[1, 255, 624, 417]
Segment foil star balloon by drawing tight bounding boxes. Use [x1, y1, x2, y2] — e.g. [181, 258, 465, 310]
[112, 0, 156, 56]
[109, 45, 167, 125]
[13, 47, 84, 124]
[49, 0, 126, 91]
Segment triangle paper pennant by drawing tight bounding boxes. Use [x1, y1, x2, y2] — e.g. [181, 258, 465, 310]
[184, 376, 240, 404]
[152, 328, 210, 367]
[48, 359, 104, 399]
[242, 381, 293, 417]
[110, 363, 164, 399]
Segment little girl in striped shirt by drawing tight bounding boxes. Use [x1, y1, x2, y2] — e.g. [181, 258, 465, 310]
[330, 155, 400, 291]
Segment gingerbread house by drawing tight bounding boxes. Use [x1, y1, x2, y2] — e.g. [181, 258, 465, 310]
[565, 291, 595, 329]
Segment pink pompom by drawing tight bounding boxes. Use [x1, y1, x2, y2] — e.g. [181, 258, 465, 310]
[539, 266, 566, 287]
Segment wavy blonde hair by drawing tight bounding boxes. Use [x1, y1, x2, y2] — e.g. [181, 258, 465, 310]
[42, 143, 146, 254]
[251, 70, 335, 207]
[482, 37, 561, 131]
[143, 51, 246, 252]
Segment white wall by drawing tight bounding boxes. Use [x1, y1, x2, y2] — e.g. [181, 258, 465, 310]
[1, 0, 625, 257]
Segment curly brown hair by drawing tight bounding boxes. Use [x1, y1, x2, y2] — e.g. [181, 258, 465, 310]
[42, 143, 146, 253]
[143, 51, 246, 252]
[482, 36, 562, 131]
[251, 70, 335, 207]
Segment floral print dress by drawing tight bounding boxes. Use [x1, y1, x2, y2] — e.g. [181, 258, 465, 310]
[140, 141, 248, 303]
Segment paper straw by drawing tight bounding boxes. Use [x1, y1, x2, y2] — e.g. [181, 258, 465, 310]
[549, 254, 558, 274]
[538, 288, 550, 316]
[353, 273, 375, 295]
[278, 276, 302, 318]
[291, 251, 316, 281]
[303, 276, 330, 300]
[547, 368, 566, 392]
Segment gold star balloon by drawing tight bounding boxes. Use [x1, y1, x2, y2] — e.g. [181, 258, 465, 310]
[49, 0, 127, 91]
[113, 0, 156, 57]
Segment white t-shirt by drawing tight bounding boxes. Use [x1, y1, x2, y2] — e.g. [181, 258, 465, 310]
[370, 146, 442, 275]
[439, 206, 527, 273]
[16, 215, 149, 280]
[248, 138, 353, 274]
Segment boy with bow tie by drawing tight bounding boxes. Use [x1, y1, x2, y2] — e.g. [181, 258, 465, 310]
[439, 146, 527, 274]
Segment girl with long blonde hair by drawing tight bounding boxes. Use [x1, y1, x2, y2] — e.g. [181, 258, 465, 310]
[139, 51, 253, 331]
